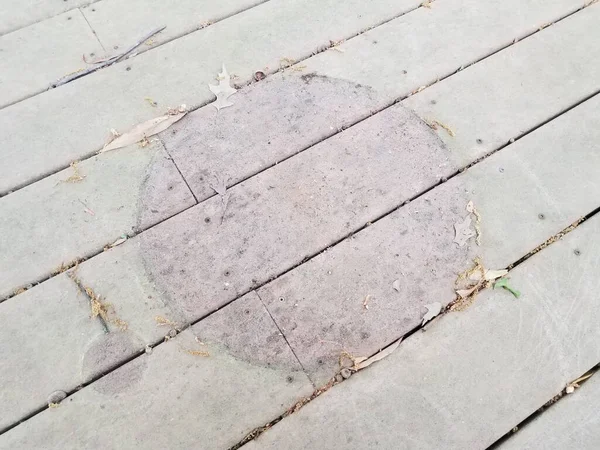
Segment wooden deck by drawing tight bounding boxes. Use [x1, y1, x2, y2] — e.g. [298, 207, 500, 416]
[1, 0, 599, 448]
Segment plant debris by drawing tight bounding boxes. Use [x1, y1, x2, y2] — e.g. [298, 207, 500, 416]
[451, 258, 509, 311]
[454, 201, 482, 247]
[209, 64, 237, 111]
[484, 269, 508, 281]
[329, 40, 345, 52]
[494, 277, 520, 298]
[514, 217, 584, 266]
[422, 302, 442, 325]
[421, 0, 432, 8]
[426, 119, 455, 137]
[109, 234, 128, 248]
[154, 315, 179, 328]
[100, 106, 187, 152]
[466, 200, 482, 245]
[51, 259, 79, 275]
[144, 97, 158, 107]
[363, 294, 371, 310]
[184, 349, 210, 357]
[351, 338, 403, 371]
[210, 174, 228, 196]
[566, 368, 597, 394]
[51, 26, 166, 88]
[85, 286, 128, 330]
[453, 215, 475, 247]
[63, 161, 85, 183]
[279, 57, 296, 68]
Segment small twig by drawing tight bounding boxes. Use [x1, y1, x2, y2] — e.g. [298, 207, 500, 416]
[51, 26, 166, 88]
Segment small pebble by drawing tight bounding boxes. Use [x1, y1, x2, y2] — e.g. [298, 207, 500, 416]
[340, 368, 352, 379]
[335, 374, 344, 383]
[47, 390, 67, 405]
[168, 329, 177, 338]
[145, 345, 153, 354]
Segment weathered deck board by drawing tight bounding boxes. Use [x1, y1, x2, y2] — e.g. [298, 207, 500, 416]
[0, 293, 313, 449]
[303, 0, 584, 101]
[2, 0, 585, 297]
[0, 101, 448, 431]
[0, 142, 195, 299]
[72, 104, 451, 344]
[0, 10, 103, 108]
[500, 373, 600, 450]
[248, 213, 600, 449]
[0, 274, 105, 431]
[81, 0, 266, 54]
[404, 3, 600, 166]
[0, 0, 97, 36]
[0, 0, 424, 195]
[258, 93, 600, 385]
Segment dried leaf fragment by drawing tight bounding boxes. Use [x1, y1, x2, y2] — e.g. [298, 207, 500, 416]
[363, 294, 371, 310]
[453, 215, 475, 247]
[209, 64, 237, 111]
[422, 302, 442, 325]
[456, 287, 476, 299]
[210, 174, 228, 196]
[109, 235, 128, 248]
[353, 338, 402, 371]
[484, 269, 508, 281]
[494, 277, 520, 298]
[101, 109, 187, 153]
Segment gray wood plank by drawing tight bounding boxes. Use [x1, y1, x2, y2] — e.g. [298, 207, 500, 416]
[0, 0, 424, 194]
[0, 0, 97, 36]
[403, 2, 600, 167]
[164, 0, 592, 206]
[248, 213, 600, 449]
[257, 88, 600, 387]
[0, 274, 105, 431]
[0, 10, 103, 108]
[0, 0, 589, 296]
[0, 292, 313, 449]
[0, 142, 195, 299]
[81, 0, 266, 54]
[72, 103, 452, 346]
[500, 373, 600, 450]
[303, 0, 584, 101]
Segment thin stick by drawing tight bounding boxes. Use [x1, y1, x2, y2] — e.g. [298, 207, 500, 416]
[50, 26, 166, 88]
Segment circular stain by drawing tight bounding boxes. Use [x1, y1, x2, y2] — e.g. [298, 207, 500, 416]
[82, 332, 147, 395]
